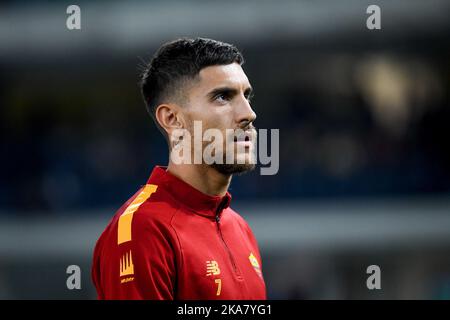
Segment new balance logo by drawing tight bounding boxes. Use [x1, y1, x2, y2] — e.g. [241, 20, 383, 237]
[206, 260, 221, 276]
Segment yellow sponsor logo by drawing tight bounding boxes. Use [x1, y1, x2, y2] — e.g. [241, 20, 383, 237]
[120, 277, 134, 284]
[120, 250, 134, 278]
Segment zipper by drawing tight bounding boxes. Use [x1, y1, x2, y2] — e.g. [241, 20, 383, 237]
[215, 202, 242, 278]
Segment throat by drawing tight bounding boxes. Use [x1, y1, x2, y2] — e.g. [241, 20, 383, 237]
[167, 162, 231, 197]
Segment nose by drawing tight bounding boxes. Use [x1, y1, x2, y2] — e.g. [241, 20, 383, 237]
[235, 95, 257, 128]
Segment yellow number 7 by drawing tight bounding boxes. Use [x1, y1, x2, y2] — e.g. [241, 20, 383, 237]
[214, 279, 222, 296]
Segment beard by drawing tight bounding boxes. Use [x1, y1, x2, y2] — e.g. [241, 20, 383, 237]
[210, 124, 257, 176]
[211, 162, 256, 176]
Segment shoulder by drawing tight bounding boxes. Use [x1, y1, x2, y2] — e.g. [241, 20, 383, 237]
[130, 185, 180, 235]
[224, 207, 263, 258]
[225, 207, 255, 235]
[103, 184, 181, 246]
[94, 185, 181, 260]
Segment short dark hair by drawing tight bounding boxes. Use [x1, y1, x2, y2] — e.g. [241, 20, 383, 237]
[140, 38, 244, 133]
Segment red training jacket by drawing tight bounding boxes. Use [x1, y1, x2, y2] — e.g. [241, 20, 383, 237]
[91, 166, 267, 299]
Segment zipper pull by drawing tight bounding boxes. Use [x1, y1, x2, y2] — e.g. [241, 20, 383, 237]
[215, 197, 228, 223]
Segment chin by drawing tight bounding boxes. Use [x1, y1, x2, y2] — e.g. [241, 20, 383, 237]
[211, 163, 256, 176]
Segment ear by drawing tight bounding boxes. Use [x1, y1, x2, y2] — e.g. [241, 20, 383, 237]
[155, 103, 184, 138]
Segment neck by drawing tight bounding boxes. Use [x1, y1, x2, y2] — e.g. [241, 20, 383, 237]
[167, 161, 231, 197]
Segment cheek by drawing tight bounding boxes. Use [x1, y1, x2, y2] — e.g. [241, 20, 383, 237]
[189, 106, 232, 131]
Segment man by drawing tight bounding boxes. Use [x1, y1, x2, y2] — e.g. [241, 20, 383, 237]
[91, 38, 266, 299]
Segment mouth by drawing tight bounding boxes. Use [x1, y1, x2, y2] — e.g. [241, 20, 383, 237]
[233, 135, 251, 142]
[232, 129, 255, 148]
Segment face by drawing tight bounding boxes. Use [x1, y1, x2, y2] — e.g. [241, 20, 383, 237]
[181, 63, 257, 175]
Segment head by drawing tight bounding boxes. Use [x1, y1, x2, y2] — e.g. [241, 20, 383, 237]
[141, 38, 257, 175]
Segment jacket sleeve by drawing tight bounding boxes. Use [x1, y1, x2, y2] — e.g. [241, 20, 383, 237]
[98, 211, 178, 300]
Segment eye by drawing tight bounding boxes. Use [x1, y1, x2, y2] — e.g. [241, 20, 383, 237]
[245, 92, 254, 103]
[214, 92, 231, 103]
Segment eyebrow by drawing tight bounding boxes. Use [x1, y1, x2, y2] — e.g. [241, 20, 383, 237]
[207, 85, 253, 99]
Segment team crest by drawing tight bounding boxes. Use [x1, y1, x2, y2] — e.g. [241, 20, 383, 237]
[249, 252, 262, 278]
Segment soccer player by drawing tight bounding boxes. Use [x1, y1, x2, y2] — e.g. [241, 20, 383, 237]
[91, 38, 266, 299]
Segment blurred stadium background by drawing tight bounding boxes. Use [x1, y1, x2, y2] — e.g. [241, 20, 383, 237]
[0, 0, 449, 299]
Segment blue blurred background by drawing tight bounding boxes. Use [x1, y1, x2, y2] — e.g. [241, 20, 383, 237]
[0, 0, 449, 299]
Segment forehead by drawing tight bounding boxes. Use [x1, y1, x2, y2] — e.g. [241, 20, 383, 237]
[196, 63, 251, 92]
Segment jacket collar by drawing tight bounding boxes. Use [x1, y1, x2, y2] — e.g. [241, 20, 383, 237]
[147, 166, 231, 218]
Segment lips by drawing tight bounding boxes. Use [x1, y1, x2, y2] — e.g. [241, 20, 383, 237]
[234, 135, 251, 142]
[233, 129, 256, 143]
